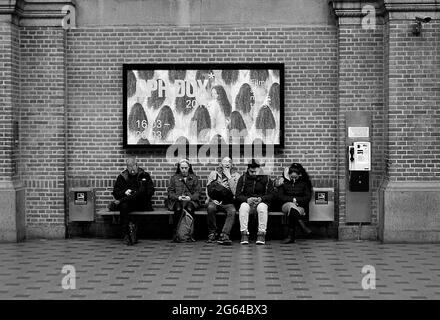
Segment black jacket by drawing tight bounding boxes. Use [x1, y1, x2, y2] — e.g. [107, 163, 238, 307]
[235, 173, 275, 205]
[277, 178, 312, 216]
[113, 168, 155, 210]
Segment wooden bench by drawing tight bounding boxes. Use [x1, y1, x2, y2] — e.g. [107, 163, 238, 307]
[95, 208, 332, 238]
[97, 209, 285, 224]
[96, 209, 284, 217]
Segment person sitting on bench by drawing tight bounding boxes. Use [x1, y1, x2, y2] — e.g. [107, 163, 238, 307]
[235, 159, 274, 245]
[277, 163, 312, 244]
[205, 156, 240, 245]
[112, 157, 155, 246]
[166, 158, 202, 242]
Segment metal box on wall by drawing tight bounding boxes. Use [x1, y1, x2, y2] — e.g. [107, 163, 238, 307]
[309, 187, 335, 222]
[68, 188, 95, 222]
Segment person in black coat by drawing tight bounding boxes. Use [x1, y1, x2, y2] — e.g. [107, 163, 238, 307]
[277, 163, 312, 243]
[235, 159, 274, 245]
[112, 157, 155, 245]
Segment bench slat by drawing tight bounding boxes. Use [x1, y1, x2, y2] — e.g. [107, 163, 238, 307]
[96, 210, 284, 216]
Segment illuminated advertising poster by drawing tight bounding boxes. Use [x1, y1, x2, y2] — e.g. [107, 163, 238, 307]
[123, 64, 284, 148]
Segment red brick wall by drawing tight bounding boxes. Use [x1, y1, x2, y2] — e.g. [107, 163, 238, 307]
[387, 20, 440, 181]
[337, 24, 386, 226]
[64, 26, 339, 216]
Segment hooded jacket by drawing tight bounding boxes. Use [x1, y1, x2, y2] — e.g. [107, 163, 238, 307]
[276, 167, 312, 217]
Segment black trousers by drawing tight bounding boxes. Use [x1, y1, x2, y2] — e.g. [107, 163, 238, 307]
[172, 201, 196, 231]
[119, 191, 151, 236]
[287, 207, 302, 229]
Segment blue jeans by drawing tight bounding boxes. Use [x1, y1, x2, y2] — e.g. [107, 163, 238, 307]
[206, 202, 236, 236]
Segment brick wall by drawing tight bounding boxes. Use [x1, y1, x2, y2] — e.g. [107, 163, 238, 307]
[2, 0, 438, 240]
[64, 26, 339, 217]
[0, 22, 14, 181]
[387, 20, 440, 181]
[19, 27, 66, 231]
[337, 24, 386, 226]
[11, 22, 20, 179]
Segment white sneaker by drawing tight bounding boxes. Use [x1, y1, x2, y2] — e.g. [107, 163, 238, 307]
[240, 232, 249, 244]
[256, 232, 266, 245]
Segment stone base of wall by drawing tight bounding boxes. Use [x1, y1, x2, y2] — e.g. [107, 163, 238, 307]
[379, 181, 440, 243]
[338, 225, 378, 241]
[0, 181, 25, 243]
[26, 223, 65, 239]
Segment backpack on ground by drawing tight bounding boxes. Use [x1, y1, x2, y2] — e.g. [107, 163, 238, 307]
[174, 208, 195, 242]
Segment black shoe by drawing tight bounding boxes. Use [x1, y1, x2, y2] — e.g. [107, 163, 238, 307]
[281, 228, 295, 244]
[240, 232, 249, 245]
[206, 232, 217, 243]
[217, 233, 232, 245]
[256, 232, 266, 245]
[128, 222, 138, 245]
[123, 234, 132, 246]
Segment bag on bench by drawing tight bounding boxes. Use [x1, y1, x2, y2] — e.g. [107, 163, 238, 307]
[108, 199, 121, 211]
[174, 208, 195, 242]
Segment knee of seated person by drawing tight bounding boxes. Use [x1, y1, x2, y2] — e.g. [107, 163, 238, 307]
[207, 202, 217, 213]
[239, 202, 250, 211]
[119, 202, 130, 210]
[225, 206, 236, 216]
[174, 203, 183, 212]
[257, 202, 268, 212]
[289, 207, 301, 217]
[185, 202, 195, 212]
[282, 202, 295, 214]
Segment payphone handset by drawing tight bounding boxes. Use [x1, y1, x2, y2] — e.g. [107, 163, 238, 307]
[348, 141, 371, 171]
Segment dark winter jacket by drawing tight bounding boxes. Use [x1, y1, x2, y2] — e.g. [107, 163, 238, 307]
[235, 173, 275, 206]
[112, 168, 155, 210]
[167, 173, 202, 209]
[277, 178, 312, 217]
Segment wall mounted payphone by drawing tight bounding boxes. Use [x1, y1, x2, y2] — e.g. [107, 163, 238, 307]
[348, 142, 371, 192]
[346, 112, 372, 223]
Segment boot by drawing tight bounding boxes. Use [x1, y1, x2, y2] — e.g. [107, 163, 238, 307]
[123, 234, 132, 246]
[128, 222, 138, 245]
[122, 223, 132, 246]
[298, 220, 312, 236]
[282, 227, 295, 244]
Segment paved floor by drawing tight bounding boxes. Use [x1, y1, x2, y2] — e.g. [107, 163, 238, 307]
[0, 238, 439, 300]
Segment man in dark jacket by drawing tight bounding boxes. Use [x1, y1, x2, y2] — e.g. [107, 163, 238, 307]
[235, 159, 274, 245]
[113, 157, 155, 245]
